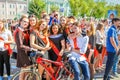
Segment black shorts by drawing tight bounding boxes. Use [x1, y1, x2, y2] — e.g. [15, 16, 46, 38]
[85, 48, 94, 64]
[96, 44, 103, 53]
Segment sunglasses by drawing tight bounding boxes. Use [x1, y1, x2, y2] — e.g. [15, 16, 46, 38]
[54, 14, 58, 17]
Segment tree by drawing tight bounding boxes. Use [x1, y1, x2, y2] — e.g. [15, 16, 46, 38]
[69, 0, 81, 17]
[50, 5, 59, 13]
[91, 1, 109, 18]
[69, 0, 109, 18]
[28, 0, 46, 19]
[110, 4, 120, 17]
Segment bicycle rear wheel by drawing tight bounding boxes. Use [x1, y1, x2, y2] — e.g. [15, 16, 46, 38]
[11, 70, 41, 80]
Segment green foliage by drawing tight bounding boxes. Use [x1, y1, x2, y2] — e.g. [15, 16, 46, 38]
[109, 4, 120, 17]
[28, 0, 46, 19]
[69, 0, 109, 18]
[50, 5, 59, 12]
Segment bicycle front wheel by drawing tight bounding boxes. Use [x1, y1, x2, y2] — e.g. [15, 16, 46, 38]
[57, 63, 74, 80]
[11, 70, 41, 80]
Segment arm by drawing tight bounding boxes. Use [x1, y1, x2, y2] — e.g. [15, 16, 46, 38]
[59, 39, 65, 55]
[45, 37, 50, 48]
[30, 34, 46, 51]
[18, 30, 31, 51]
[4, 30, 14, 44]
[110, 37, 118, 52]
[109, 28, 118, 52]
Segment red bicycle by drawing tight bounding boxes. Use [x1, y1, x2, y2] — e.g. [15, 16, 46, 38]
[11, 51, 74, 80]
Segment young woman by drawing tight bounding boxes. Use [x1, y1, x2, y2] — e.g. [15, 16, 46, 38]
[66, 22, 90, 80]
[59, 16, 68, 40]
[86, 22, 96, 80]
[30, 19, 51, 80]
[28, 14, 38, 31]
[95, 23, 105, 71]
[14, 16, 34, 80]
[0, 20, 13, 80]
[49, 23, 65, 61]
[48, 23, 65, 74]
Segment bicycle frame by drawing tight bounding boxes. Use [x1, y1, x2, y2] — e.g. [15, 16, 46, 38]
[36, 57, 73, 80]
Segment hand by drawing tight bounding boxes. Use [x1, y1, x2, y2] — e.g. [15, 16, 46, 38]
[30, 48, 37, 51]
[45, 46, 51, 51]
[59, 52, 63, 56]
[115, 47, 119, 54]
[66, 43, 71, 50]
[41, 51, 45, 54]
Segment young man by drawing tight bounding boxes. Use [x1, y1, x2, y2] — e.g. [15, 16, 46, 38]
[104, 18, 120, 80]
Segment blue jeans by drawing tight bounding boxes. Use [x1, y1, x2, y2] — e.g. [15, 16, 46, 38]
[104, 52, 116, 80]
[112, 54, 120, 73]
[69, 59, 90, 80]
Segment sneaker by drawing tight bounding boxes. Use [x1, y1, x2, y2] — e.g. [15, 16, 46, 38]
[7, 76, 11, 80]
[109, 75, 114, 79]
[112, 72, 119, 78]
[0, 76, 3, 80]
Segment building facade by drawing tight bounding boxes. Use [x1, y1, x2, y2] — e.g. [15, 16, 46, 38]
[0, 0, 70, 19]
[0, 0, 27, 20]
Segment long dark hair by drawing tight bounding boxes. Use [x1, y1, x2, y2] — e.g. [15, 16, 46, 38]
[49, 23, 62, 35]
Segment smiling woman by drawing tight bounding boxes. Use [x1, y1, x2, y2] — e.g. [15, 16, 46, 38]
[14, 16, 34, 80]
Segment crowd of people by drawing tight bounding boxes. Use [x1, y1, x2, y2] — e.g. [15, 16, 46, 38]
[0, 10, 120, 80]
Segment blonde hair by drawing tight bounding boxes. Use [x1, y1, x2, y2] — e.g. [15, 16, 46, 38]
[34, 19, 48, 36]
[0, 20, 6, 32]
[87, 23, 96, 36]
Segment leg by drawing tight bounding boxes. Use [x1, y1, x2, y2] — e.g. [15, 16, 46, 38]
[38, 64, 44, 77]
[89, 63, 94, 80]
[69, 59, 81, 80]
[3, 50, 10, 76]
[78, 60, 90, 80]
[112, 55, 119, 73]
[103, 52, 116, 80]
[0, 51, 4, 76]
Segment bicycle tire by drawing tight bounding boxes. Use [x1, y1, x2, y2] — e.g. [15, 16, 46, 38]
[57, 63, 74, 80]
[11, 70, 41, 80]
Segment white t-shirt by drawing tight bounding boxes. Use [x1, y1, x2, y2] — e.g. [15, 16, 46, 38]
[96, 30, 104, 45]
[68, 35, 89, 62]
[0, 30, 12, 49]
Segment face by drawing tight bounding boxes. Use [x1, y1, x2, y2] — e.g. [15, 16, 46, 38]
[54, 12, 59, 19]
[68, 21, 73, 27]
[20, 18, 29, 29]
[72, 25, 81, 34]
[105, 20, 108, 25]
[0, 21, 4, 30]
[86, 23, 91, 31]
[60, 17, 66, 25]
[39, 22, 47, 31]
[52, 25, 59, 35]
[45, 16, 50, 24]
[67, 21, 74, 31]
[29, 17, 37, 27]
[116, 21, 120, 28]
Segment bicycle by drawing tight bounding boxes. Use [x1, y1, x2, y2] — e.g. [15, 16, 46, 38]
[11, 51, 74, 80]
